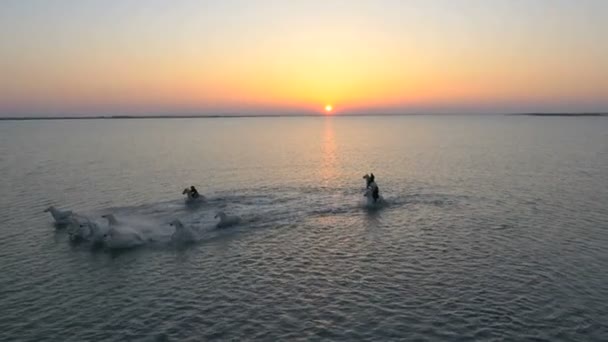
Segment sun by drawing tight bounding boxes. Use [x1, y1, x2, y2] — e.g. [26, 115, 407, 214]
[325, 104, 333, 113]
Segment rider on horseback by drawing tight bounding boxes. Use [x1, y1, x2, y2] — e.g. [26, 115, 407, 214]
[189, 186, 200, 198]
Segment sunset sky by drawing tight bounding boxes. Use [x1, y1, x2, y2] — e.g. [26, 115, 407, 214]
[1, 0, 607, 116]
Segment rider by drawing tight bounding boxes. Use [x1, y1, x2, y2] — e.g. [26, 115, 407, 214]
[190, 186, 200, 198]
[366, 173, 379, 202]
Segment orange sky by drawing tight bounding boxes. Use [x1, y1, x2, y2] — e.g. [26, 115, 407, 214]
[1, 0, 607, 116]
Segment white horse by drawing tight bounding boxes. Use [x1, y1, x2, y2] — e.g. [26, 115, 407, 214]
[101, 214, 119, 226]
[66, 217, 85, 240]
[44, 206, 73, 224]
[169, 219, 197, 243]
[215, 211, 241, 229]
[67, 216, 103, 243]
[99, 213, 145, 248]
[103, 225, 145, 249]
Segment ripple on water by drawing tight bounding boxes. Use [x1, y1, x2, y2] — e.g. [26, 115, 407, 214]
[2, 117, 608, 341]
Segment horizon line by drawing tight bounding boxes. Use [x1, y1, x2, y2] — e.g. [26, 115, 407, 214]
[0, 112, 607, 121]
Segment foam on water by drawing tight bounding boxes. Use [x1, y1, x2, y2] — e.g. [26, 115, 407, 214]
[49, 184, 395, 250]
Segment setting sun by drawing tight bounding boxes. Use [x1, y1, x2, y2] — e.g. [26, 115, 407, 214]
[325, 105, 333, 113]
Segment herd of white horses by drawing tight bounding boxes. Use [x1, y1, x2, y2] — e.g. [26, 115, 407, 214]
[44, 194, 241, 249]
[45, 175, 381, 249]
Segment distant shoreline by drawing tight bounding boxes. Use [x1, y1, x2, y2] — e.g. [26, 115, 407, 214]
[508, 113, 608, 117]
[0, 113, 606, 121]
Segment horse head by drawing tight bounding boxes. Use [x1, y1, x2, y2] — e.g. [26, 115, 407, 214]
[101, 214, 119, 226]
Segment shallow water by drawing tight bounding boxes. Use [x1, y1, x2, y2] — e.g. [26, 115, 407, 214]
[1, 115, 607, 341]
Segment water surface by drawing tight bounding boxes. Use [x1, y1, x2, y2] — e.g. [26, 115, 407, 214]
[1, 116, 607, 341]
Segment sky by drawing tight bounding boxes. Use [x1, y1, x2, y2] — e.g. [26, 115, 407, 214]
[1, 0, 607, 116]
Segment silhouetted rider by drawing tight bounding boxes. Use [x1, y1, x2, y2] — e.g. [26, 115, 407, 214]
[190, 186, 199, 198]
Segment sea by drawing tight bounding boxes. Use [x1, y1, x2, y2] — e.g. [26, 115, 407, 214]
[0, 115, 607, 341]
